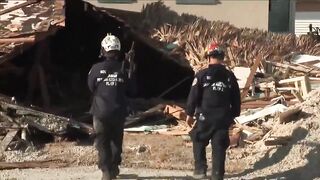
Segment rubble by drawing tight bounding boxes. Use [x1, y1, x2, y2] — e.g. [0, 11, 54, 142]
[136, 2, 320, 72]
[0, 0, 65, 63]
[0, 0, 320, 178]
[0, 93, 94, 160]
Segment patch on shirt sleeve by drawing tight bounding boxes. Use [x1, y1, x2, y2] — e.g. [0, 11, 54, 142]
[192, 78, 198, 86]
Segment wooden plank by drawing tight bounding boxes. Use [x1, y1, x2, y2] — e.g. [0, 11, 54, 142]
[0, 0, 39, 15]
[235, 104, 288, 124]
[267, 61, 320, 76]
[278, 76, 305, 84]
[0, 36, 35, 43]
[241, 55, 262, 100]
[276, 87, 299, 91]
[0, 130, 18, 153]
[125, 104, 166, 127]
[0, 160, 68, 170]
[278, 75, 311, 99]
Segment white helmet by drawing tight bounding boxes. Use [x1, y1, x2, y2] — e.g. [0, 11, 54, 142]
[101, 34, 121, 52]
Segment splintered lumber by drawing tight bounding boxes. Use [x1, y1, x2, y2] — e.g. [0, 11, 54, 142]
[0, 160, 68, 170]
[164, 105, 187, 120]
[145, 1, 320, 71]
[0, 130, 18, 153]
[0, 96, 92, 135]
[279, 107, 302, 124]
[241, 55, 262, 100]
[267, 61, 320, 76]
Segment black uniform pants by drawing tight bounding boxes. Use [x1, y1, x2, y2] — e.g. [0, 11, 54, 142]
[93, 116, 125, 173]
[190, 122, 230, 177]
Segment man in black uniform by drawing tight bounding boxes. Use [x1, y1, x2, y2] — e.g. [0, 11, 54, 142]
[186, 43, 241, 180]
[88, 34, 133, 180]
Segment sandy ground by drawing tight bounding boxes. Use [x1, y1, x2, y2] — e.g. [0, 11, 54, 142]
[0, 166, 193, 180]
[1, 130, 319, 180]
[2, 165, 319, 180]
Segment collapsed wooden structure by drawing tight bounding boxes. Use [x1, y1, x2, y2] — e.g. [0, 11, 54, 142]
[0, 0, 320, 170]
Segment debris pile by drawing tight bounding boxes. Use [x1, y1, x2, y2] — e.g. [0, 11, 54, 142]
[0, 94, 94, 162]
[139, 1, 320, 72]
[117, 2, 320, 154]
[0, 0, 65, 63]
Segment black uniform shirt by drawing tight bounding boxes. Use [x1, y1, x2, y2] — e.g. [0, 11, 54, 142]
[88, 58, 130, 119]
[186, 64, 241, 128]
